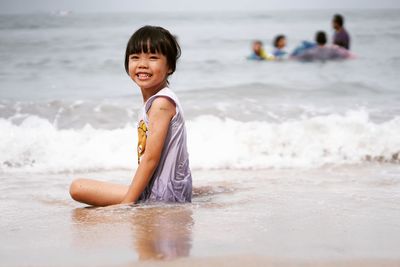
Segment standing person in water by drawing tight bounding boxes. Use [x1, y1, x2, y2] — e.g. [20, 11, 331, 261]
[332, 14, 351, 50]
[69, 26, 192, 206]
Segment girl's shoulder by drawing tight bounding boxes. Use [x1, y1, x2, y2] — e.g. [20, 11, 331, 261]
[145, 87, 180, 113]
[141, 87, 185, 123]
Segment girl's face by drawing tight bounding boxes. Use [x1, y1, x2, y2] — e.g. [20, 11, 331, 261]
[128, 52, 171, 92]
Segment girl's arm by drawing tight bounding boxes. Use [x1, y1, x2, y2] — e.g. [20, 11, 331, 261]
[121, 97, 176, 204]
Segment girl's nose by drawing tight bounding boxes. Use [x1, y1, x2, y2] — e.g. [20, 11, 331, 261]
[138, 58, 148, 68]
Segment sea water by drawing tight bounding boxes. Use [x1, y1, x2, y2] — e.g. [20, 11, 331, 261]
[1, 9, 400, 173]
[1, 9, 400, 265]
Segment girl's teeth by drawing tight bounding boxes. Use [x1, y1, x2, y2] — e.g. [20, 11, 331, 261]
[138, 73, 150, 78]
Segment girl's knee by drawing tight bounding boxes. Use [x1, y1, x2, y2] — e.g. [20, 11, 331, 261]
[69, 178, 87, 201]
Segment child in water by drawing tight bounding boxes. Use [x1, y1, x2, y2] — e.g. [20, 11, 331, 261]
[247, 40, 274, 61]
[272, 35, 287, 59]
[69, 26, 192, 206]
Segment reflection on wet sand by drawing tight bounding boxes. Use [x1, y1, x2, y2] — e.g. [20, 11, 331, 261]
[131, 206, 193, 260]
[71, 204, 193, 261]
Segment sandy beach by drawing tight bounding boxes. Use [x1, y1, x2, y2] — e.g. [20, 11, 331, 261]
[1, 165, 400, 266]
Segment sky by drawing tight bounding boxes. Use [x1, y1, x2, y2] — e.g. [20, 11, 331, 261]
[0, 0, 399, 14]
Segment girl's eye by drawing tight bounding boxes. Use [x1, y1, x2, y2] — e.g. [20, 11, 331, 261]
[149, 55, 159, 60]
[130, 55, 139, 60]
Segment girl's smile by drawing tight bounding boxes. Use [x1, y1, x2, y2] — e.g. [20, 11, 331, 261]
[136, 72, 152, 81]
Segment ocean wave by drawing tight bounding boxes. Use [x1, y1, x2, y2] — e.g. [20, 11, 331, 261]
[0, 110, 399, 173]
[188, 111, 400, 169]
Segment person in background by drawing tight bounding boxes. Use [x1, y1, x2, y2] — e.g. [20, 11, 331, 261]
[292, 31, 351, 61]
[272, 34, 287, 59]
[247, 40, 274, 61]
[332, 14, 351, 50]
[290, 40, 316, 57]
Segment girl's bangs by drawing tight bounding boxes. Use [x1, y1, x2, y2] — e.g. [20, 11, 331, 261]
[130, 38, 167, 55]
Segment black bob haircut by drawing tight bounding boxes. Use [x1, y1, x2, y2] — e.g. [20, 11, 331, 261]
[124, 25, 181, 75]
[333, 14, 344, 27]
[316, 31, 327, 45]
[273, 35, 285, 48]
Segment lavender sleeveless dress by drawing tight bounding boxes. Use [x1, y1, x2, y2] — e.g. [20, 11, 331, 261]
[137, 87, 192, 203]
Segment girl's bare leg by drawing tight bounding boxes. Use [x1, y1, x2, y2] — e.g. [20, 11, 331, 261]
[69, 178, 129, 207]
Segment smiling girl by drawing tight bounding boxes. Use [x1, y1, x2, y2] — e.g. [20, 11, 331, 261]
[69, 26, 192, 206]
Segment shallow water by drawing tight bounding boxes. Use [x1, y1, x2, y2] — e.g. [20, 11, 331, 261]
[1, 166, 400, 266]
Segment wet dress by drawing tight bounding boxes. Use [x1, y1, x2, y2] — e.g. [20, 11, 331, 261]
[137, 87, 192, 203]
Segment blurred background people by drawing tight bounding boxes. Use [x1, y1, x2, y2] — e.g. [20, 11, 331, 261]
[332, 14, 351, 50]
[290, 40, 316, 57]
[247, 40, 274, 60]
[293, 31, 351, 61]
[272, 34, 287, 59]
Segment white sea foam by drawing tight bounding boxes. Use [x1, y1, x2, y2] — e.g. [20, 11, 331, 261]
[188, 111, 400, 169]
[0, 110, 399, 173]
[0, 116, 136, 173]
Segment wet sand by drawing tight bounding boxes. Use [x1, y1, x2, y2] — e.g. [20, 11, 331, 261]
[115, 257, 400, 267]
[1, 165, 400, 266]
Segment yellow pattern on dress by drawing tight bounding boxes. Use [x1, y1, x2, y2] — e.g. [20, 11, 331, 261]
[137, 120, 147, 164]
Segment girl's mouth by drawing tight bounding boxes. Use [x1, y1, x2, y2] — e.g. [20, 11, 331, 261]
[136, 73, 152, 80]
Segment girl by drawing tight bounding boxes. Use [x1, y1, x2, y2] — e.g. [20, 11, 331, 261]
[69, 25, 192, 206]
